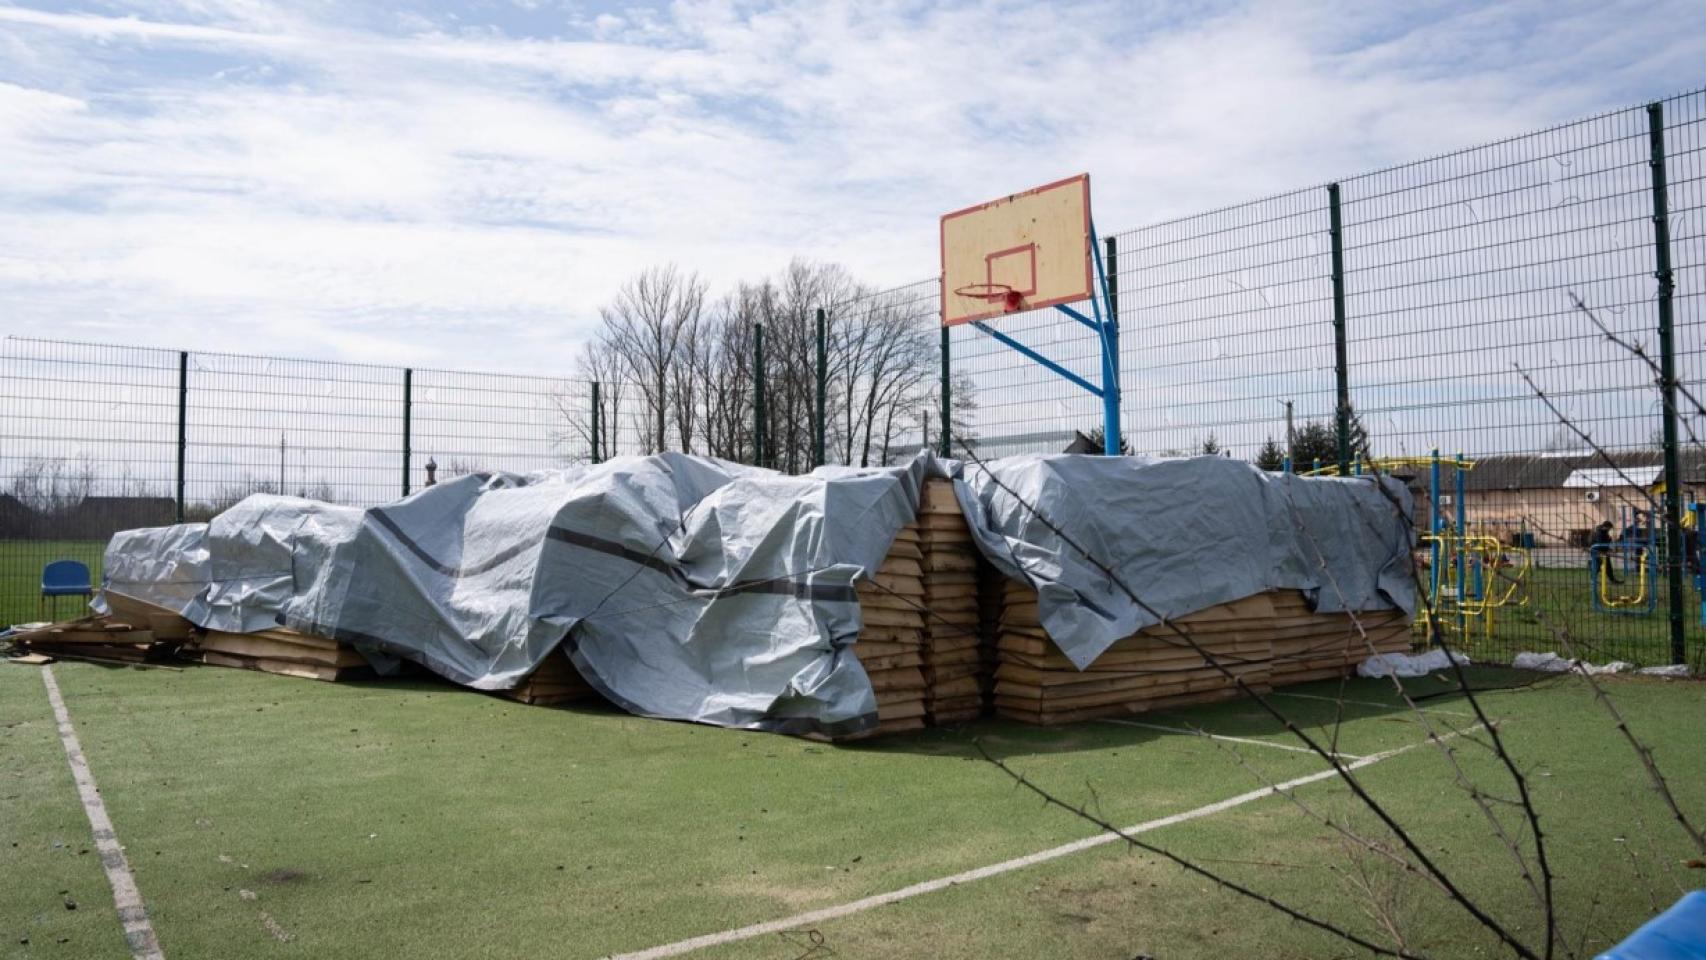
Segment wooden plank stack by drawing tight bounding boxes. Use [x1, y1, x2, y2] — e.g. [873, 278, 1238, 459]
[853, 523, 929, 735]
[995, 585, 1275, 725]
[994, 584, 1419, 725]
[1267, 591, 1412, 685]
[918, 479, 986, 724]
[499, 646, 597, 705]
[196, 626, 375, 682]
[9, 615, 183, 666]
[102, 594, 197, 644]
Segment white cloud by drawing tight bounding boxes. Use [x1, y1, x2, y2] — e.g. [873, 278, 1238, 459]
[0, 0, 1700, 380]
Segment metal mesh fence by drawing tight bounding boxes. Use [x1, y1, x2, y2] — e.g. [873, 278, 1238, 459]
[3, 91, 1703, 666]
[913, 91, 1706, 667]
[0, 339, 614, 628]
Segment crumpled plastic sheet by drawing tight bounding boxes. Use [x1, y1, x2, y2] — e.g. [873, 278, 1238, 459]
[1358, 647, 1470, 678]
[1513, 651, 1691, 678]
[954, 454, 1418, 669]
[102, 453, 933, 738]
[98, 450, 1419, 735]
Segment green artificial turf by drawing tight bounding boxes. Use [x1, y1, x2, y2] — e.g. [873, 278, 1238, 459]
[3, 660, 1703, 959]
[0, 541, 107, 628]
[0, 663, 131, 960]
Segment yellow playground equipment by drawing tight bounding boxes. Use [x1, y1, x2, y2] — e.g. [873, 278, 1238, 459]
[1298, 452, 1533, 643]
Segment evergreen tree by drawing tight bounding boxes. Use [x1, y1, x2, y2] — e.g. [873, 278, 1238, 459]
[1082, 425, 1133, 456]
[1254, 436, 1285, 471]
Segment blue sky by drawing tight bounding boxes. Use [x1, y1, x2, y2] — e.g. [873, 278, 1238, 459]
[0, 0, 1700, 374]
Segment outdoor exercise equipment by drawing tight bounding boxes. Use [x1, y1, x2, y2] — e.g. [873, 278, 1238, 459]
[1590, 506, 1658, 616]
[1302, 452, 1532, 642]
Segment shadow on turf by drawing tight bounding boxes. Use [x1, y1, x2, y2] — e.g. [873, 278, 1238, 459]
[163, 658, 1558, 759]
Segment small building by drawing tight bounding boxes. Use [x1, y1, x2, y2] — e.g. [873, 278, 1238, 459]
[1410, 450, 1706, 548]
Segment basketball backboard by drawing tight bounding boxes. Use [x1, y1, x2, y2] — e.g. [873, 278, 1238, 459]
[939, 174, 1093, 327]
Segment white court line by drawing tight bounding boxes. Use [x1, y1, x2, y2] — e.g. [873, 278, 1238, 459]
[1099, 718, 1364, 760]
[1272, 691, 1473, 718]
[605, 724, 1486, 960]
[41, 666, 165, 960]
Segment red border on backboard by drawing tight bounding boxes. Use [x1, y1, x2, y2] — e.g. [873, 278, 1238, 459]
[939, 173, 1092, 327]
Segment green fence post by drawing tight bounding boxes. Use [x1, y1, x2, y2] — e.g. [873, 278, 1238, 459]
[1648, 101, 1686, 666]
[939, 326, 951, 458]
[175, 351, 188, 522]
[815, 307, 827, 468]
[590, 381, 602, 464]
[402, 368, 413, 497]
[753, 323, 767, 469]
[1328, 182, 1352, 475]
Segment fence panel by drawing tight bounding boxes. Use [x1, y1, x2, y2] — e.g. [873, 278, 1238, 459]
[0, 340, 181, 626]
[183, 351, 405, 512]
[4, 91, 1705, 666]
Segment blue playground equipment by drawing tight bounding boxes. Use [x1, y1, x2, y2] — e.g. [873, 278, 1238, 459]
[1690, 502, 1705, 627]
[39, 559, 93, 620]
[1590, 505, 1658, 616]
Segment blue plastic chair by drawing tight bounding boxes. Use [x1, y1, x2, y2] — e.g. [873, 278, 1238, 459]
[40, 560, 93, 621]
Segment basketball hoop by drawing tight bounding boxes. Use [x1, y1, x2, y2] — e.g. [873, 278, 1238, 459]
[953, 282, 1024, 312]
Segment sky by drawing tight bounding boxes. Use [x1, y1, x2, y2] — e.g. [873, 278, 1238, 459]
[0, 0, 1701, 377]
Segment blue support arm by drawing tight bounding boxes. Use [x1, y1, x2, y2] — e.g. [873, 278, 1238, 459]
[1055, 304, 1100, 332]
[970, 322, 1103, 398]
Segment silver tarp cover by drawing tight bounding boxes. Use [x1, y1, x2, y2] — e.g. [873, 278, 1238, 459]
[98, 451, 1410, 731]
[100, 453, 929, 737]
[952, 454, 1417, 669]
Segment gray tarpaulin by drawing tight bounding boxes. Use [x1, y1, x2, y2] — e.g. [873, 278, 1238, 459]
[100, 452, 930, 737]
[97, 450, 1411, 733]
[952, 454, 1417, 669]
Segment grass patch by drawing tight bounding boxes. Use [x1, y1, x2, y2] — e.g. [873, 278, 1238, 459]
[5, 661, 1703, 959]
[0, 663, 130, 958]
[0, 540, 107, 627]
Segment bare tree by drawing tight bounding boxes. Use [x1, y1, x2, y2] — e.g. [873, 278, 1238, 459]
[10, 455, 97, 516]
[556, 338, 630, 462]
[697, 289, 760, 462]
[595, 265, 707, 455]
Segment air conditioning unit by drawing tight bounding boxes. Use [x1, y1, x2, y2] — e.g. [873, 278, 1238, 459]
[1585, 489, 1602, 503]
[1439, 494, 1453, 506]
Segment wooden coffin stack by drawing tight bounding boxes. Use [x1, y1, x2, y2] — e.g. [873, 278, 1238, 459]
[853, 523, 930, 735]
[499, 646, 597, 705]
[1267, 591, 1412, 685]
[918, 480, 986, 724]
[995, 584, 1418, 724]
[195, 626, 375, 682]
[995, 585, 1275, 725]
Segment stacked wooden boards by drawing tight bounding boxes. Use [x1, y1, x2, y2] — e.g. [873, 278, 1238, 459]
[852, 523, 930, 735]
[1268, 591, 1412, 685]
[9, 614, 185, 666]
[499, 647, 597, 705]
[995, 586, 1412, 725]
[195, 626, 376, 682]
[918, 479, 986, 724]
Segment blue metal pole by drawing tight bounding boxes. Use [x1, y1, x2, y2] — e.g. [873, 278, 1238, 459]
[1099, 232, 1121, 456]
[1429, 449, 1441, 639]
[1456, 453, 1468, 636]
[1282, 455, 1292, 474]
